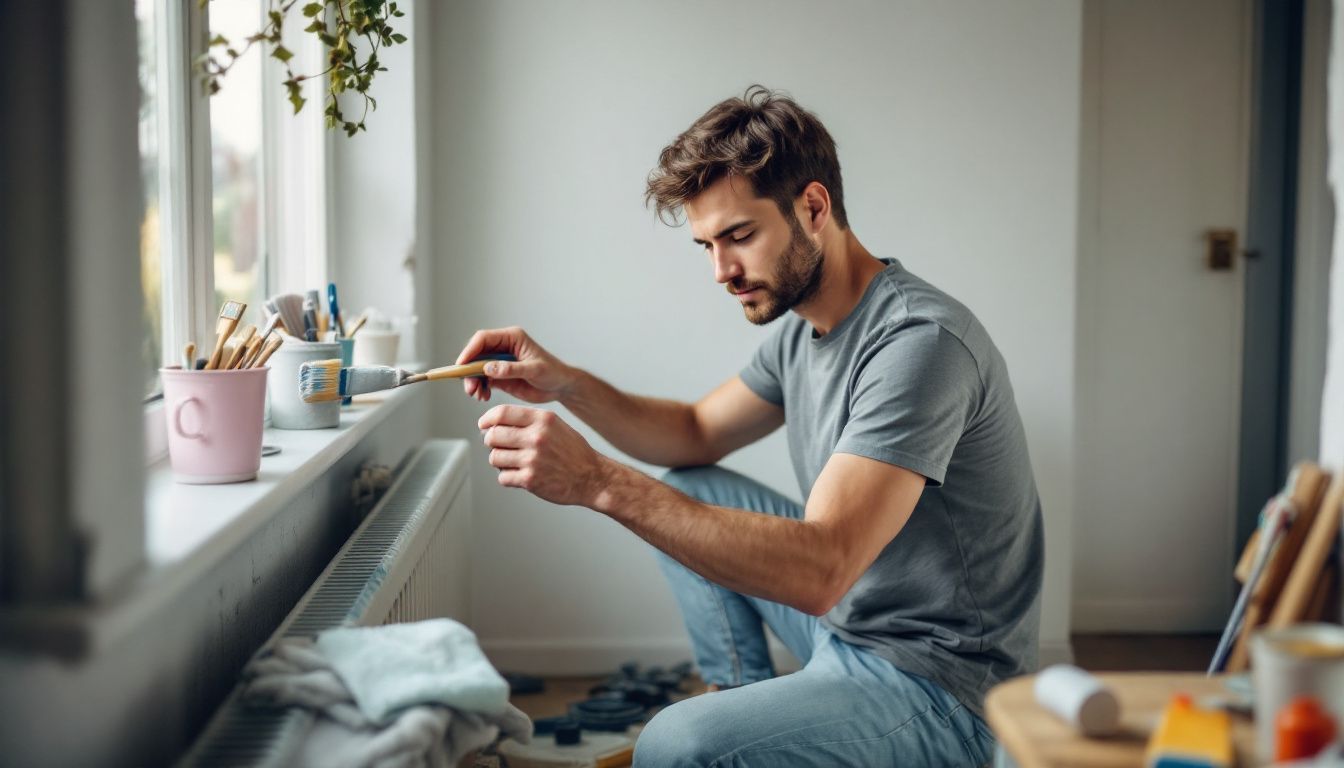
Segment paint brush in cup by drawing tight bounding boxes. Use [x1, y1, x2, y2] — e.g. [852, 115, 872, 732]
[204, 300, 246, 369]
[223, 324, 257, 370]
[298, 354, 516, 403]
[241, 313, 283, 368]
[345, 313, 368, 338]
[251, 335, 283, 368]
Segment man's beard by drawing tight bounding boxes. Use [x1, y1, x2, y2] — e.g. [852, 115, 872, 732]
[727, 216, 825, 325]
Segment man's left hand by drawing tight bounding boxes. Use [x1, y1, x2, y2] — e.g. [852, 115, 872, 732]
[479, 404, 610, 506]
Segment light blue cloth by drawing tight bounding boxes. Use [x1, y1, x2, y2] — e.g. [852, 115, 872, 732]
[637, 466, 996, 767]
[316, 618, 510, 724]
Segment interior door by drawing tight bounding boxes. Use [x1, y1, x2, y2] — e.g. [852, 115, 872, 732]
[1073, 0, 1251, 632]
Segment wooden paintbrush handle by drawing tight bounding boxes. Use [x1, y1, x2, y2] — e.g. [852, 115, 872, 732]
[251, 336, 283, 368]
[422, 361, 490, 381]
[205, 332, 228, 370]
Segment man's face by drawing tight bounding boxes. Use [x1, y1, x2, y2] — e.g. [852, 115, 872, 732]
[685, 176, 824, 325]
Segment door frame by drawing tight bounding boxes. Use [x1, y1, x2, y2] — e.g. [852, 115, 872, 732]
[1235, 0, 1306, 551]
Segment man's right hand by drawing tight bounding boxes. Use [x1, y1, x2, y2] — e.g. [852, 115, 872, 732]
[456, 327, 577, 403]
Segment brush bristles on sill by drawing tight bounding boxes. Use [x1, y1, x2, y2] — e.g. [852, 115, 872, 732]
[299, 359, 345, 403]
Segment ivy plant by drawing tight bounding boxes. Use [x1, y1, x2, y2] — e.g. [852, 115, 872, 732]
[196, 0, 407, 136]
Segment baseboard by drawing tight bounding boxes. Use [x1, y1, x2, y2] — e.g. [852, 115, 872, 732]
[483, 637, 1075, 677]
[481, 637, 800, 676]
[1071, 597, 1228, 633]
[1037, 639, 1074, 667]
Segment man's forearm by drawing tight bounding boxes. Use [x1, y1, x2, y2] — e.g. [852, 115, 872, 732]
[560, 369, 717, 467]
[589, 458, 845, 615]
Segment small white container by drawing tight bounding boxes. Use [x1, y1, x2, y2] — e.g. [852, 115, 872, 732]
[268, 339, 341, 429]
[353, 330, 400, 367]
[1033, 664, 1119, 736]
[1252, 623, 1344, 760]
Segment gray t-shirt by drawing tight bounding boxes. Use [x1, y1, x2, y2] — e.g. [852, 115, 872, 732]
[739, 257, 1043, 716]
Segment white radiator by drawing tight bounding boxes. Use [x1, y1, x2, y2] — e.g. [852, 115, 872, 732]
[178, 439, 472, 767]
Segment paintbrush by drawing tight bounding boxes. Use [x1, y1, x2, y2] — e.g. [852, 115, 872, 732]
[223, 324, 257, 370]
[298, 354, 516, 403]
[327, 283, 346, 338]
[204, 300, 246, 369]
[345, 313, 368, 338]
[242, 313, 284, 368]
[268, 293, 306, 341]
[251, 335, 283, 368]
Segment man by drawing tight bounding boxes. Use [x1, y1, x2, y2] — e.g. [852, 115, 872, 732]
[457, 85, 1042, 766]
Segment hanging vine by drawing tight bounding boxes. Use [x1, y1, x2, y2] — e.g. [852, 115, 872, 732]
[196, 0, 407, 136]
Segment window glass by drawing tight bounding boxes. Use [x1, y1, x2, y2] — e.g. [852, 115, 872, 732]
[136, 0, 163, 395]
[209, 0, 266, 326]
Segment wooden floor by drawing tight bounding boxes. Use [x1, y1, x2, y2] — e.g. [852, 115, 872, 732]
[509, 633, 1221, 721]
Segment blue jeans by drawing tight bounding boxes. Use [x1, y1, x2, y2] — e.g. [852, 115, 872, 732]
[635, 466, 996, 768]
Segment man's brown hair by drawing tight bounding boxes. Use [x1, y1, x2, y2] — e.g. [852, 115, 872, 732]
[646, 85, 848, 229]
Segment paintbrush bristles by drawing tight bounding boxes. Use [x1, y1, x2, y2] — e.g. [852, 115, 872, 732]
[298, 359, 345, 403]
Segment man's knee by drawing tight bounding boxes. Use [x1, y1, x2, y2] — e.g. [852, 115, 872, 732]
[634, 697, 732, 767]
[660, 465, 731, 504]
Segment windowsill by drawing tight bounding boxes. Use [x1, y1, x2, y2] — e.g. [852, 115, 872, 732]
[0, 384, 422, 658]
[145, 384, 415, 569]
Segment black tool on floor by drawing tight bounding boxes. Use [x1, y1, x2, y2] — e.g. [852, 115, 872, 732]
[503, 671, 546, 696]
[568, 698, 646, 732]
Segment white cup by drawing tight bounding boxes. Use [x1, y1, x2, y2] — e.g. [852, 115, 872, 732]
[268, 339, 341, 429]
[353, 330, 399, 367]
[1251, 623, 1344, 759]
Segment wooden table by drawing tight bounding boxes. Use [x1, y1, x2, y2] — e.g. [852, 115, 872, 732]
[985, 672, 1258, 767]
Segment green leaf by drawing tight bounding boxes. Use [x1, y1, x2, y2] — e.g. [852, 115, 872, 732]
[305, 18, 325, 33]
[271, 45, 294, 63]
[302, 2, 324, 17]
[391, 33, 406, 44]
[268, 10, 283, 27]
[209, 34, 229, 47]
[287, 88, 306, 114]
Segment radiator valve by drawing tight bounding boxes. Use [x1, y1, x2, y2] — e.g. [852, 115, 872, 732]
[351, 463, 393, 513]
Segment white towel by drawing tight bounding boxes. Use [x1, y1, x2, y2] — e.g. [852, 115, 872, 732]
[316, 619, 510, 723]
[243, 620, 530, 768]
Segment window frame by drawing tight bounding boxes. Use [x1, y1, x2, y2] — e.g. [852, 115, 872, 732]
[141, 0, 329, 464]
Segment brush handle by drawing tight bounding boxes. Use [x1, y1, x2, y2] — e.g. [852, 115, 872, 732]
[421, 361, 491, 381]
[224, 325, 257, 370]
[410, 354, 517, 383]
[252, 336, 283, 368]
[346, 314, 368, 338]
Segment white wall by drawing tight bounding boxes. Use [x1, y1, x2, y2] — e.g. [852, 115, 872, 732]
[329, 4, 422, 362]
[429, 1, 1082, 670]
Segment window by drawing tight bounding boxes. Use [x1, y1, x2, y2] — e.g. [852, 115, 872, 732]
[136, 0, 327, 405]
[136, 0, 163, 398]
[208, 0, 266, 332]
